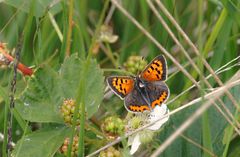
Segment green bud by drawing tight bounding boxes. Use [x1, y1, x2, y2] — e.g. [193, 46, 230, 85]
[99, 147, 121, 157]
[60, 136, 79, 157]
[60, 99, 81, 126]
[70, 106, 75, 114]
[124, 56, 147, 74]
[102, 116, 124, 138]
[139, 130, 154, 144]
[130, 117, 142, 129]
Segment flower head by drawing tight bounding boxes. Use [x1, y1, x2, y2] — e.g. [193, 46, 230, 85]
[60, 135, 79, 156]
[60, 99, 82, 126]
[99, 146, 122, 157]
[126, 104, 169, 155]
[101, 116, 125, 140]
[124, 56, 148, 74]
[97, 25, 118, 43]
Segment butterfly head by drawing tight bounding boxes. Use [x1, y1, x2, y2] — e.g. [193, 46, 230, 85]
[135, 76, 146, 89]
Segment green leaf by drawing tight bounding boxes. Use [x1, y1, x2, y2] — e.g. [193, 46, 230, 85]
[160, 105, 202, 157]
[160, 85, 240, 157]
[16, 67, 63, 123]
[12, 126, 70, 157]
[16, 54, 104, 123]
[3, 0, 62, 17]
[227, 136, 240, 157]
[209, 16, 233, 70]
[60, 54, 105, 117]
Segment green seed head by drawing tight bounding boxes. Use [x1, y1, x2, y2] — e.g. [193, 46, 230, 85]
[60, 136, 79, 157]
[124, 56, 147, 74]
[99, 147, 122, 157]
[60, 99, 81, 126]
[102, 116, 125, 139]
[139, 130, 154, 144]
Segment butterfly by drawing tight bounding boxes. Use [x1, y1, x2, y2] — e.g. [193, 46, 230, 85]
[107, 55, 170, 113]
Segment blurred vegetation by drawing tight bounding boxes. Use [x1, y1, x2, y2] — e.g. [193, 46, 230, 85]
[0, 0, 239, 157]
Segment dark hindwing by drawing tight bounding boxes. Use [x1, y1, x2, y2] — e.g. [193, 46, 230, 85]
[140, 55, 167, 81]
[107, 76, 134, 99]
[124, 87, 150, 112]
[124, 81, 169, 113]
[145, 81, 169, 109]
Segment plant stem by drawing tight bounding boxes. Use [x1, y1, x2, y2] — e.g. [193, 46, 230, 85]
[66, 0, 74, 56]
[1, 86, 9, 157]
[105, 43, 118, 68]
[88, 0, 110, 56]
[203, 9, 228, 56]
[222, 110, 239, 157]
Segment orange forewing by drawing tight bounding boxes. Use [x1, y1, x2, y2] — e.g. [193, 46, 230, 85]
[140, 55, 167, 81]
[107, 76, 134, 99]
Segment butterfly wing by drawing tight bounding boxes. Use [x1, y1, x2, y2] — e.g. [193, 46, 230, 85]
[107, 76, 134, 99]
[124, 87, 150, 112]
[124, 81, 170, 113]
[140, 55, 167, 81]
[146, 81, 170, 109]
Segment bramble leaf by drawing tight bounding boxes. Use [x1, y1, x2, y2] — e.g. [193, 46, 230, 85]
[16, 54, 104, 122]
[12, 126, 70, 157]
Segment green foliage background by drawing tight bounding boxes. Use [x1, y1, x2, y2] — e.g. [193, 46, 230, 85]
[0, 0, 239, 157]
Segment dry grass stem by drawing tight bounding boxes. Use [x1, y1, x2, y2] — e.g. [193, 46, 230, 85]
[154, 0, 240, 110]
[168, 61, 240, 127]
[179, 131, 217, 157]
[104, 1, 117, 24]
[111, 0, 201, 88]
[168, 56, 240, 105]
[150, 71, 240, 156]
[146, 0, 239, 129]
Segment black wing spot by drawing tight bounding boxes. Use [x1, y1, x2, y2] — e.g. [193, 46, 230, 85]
[121, 79, 123, 83]
[154, 62, 160, 66]
[150, 66, 154, 70]
[156, 74, 160, 79]
[119, 84, 123, 91]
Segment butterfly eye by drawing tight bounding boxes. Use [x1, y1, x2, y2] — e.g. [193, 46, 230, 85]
[139, 82, 145, 88]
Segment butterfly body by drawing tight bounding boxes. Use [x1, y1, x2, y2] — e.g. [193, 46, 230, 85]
[107, 55, 169, 113]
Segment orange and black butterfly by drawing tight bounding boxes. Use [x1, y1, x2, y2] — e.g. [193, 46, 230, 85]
[107, 55, 170, 113]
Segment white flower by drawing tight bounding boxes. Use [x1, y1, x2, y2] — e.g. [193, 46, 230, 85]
[148, 104, 169, 130]
[97, 25, 118, 43]
[128, 134, 141, 155]
[127, 104, 169, 155]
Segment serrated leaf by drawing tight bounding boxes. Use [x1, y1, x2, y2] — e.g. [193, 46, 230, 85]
[16, 67, 63, 123]
[60, 54, 105, 117]
[12, 126, 70, 157]
[16, 54, 104, 123]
